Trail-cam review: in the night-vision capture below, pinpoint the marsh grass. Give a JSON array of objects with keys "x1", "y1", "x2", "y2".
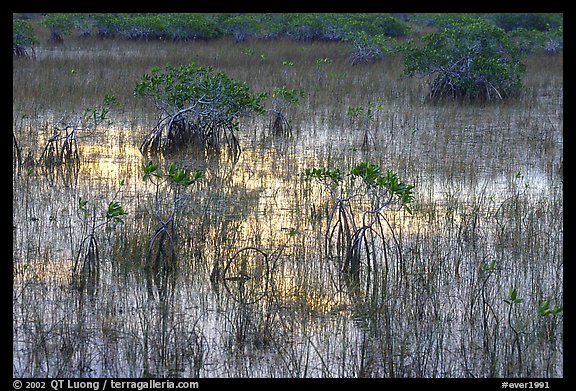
[{"x1": 13, "y1": 36, "x2": 562, "y2": 378}]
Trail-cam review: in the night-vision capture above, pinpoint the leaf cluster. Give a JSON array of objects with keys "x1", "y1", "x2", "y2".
[
  {"x1": 142, "y1": 161, "x2": 203, "y2": 187},
  {"x1": 78, "y1": 195, "x2": 127, "y2": 225},
  {"x1": 305, "y1": 162, "x2": 415, "y2": 213},
  {"x1": 41, "y1": 13, "x2": 75, "y2": 34},
  {"x1": 134, "y1": 63, "x2": 267, "y2": 119},
  {"x1": 351, "y1": 162, "x2": 415, "y2": 212},
  {"x1": 504, "y1": 287, "x2": 523, "y2": 305},
  {"x1": 347, "y1": 101, "x2": 384, "y2": 122},
  {"x1": 272, "y1": 87, "x2": 305, "y2": 105},
  {"x1": 13, "y1": 19, "x2": 37, "y2": 47},
  {"x1": 106, "y1": 201, "x2": 127, "y2": 223},
  {"x1": 538, "y1": 300, "x2": 563, "y2": 317},
  {"x1": 304, "y1": 167, "x2": 342, "y2": 183}
]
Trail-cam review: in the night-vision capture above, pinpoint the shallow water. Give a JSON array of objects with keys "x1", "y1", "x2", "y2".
[{"x1": 13, "y1": 42, "x2": 563, "y2": 378}]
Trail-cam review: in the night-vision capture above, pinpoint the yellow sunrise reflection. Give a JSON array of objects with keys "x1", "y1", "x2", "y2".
[
  {"x1": 14, "y1": 259, "x2": 73, "y2": 284},
  {"x1": 77, "y1": 137, "x2": 142, "y2": 183},
  {"x1": 272, "y1": 272, "x2": 350, "y2": 315}
]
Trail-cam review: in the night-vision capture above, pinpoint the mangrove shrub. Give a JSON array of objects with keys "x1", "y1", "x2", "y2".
[
  {"x1": 134, "y1": 64, "x2": 267, "y2": 157},
  {"x1": 304, "y1": 162, "x2": 414, "y2": 284},
  {"x1": 403, "y1": 16, "x2": 526, "y2": 101},
  {"x1": 13, "y1": 19, "x2": 37, "y2": 56}
]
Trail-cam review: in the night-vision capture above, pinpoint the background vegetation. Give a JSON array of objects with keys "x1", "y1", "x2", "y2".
[{"x1": 14, "y1": 13, "x2": 562, "y2": 51}]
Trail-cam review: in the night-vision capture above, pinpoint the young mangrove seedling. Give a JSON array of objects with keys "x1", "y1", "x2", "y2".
[
  {"x1": 504, "y1": 287, "x2": 524, "y2": 374},
  {"x1": 269, "y1": 86, "x2": 305, "y2": 137},
  {"x1": 142, "y1": 160, "x2": 203, "y2": 271},
  {"x1": 347, "y1": 101, "x2": 384, "y2": 149},
  {"x1": 304, "y1": 161, "x2": 414, "y2": 288},
  {"x1": 73, "y1": 181, "x2": 127, "y2": 292}
]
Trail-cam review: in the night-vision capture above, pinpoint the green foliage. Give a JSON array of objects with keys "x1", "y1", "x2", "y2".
[
  {"x1": 403, "y1": 16, "x2": 526, "y2": 101},
  {"x1": 347, "y1": 106, "x2": 364, "y2": 120},
  {"x1": 221, "y1": 14, "x2": 262, "y2": 41},
  {"x1": 106, "y1": 200, "x2": 127, "y2": 224},
  {"x1": 75, "y1": 13, "x2": 223, "y2": 40},
  {"x1": 141, "y1": 160, "x2": 204, "y2": 268},
  {"x1": 42, "y1": 13, "x2": 75, "y2": 34},
  {"x1": 268, "y1": 87, "x2": 304, "y2": 136},
  {"x1": 487, "y1": 13, "x2": 563, "y2": 32},
  {"x1": 351, "y1": 162, "x2": 415, "y2": 212},
  {"x1": 103, "y1": 94, "x2": 119, "y2": 107},
  {"x1": 305, "y1": 162, "x2": 414, "y2": 279},
  {"x1": 83, "y1": 105, "x2": 109, "y2": 126},
  {"x1": 305, "y1": 162, "x2": 414, "y2": 213},
  {"x1": 135, "y1": 64, "x2": 266, "y2": 116},
  {"x1": 347, "y1": 101, "x2": 383, "y2": 122},
  {"x1": 13, "y1": 19, "x2": 37, "y2": 47},
  {"x1": 45, "y1": 13, "x2": 409, "y2": 43},
  {"x1": 315, "y1": 57, "x2": 333, "y2": 66},
  {"x1": 142, "y1": 161, "x2": 161, "y2": 182},
  {"x1": 287, "y1": 228, "x2": 299, "y2": 236},
  {"x1": 282, "y1": 13, "x2": 329, "y2": 40},
  {"x1": 90, "y1": 13, "x2": 123, "y2": 37},
  {"x1": 31, "y1": 13, "x2": 561, "y2": 51},
  {"x1": 135, "y1": 64, "x2": 267, "y2": 154},
  {"x1": 82, "y1": 95, "x2": 118, "y2": 130},
  {"x1": 166, "y1": 162, "x2": 203, "y2": 186},
  {"x1": 304, "y1": 167, "x2": 342, "y2": 184},
  {"x1": 73, "y1": 182, "x2": 127, "y2": 288},
  {"x1": 504, "y1": 287, "x2": 523, "y2": 305},
  {"x1": 345, "y1": 31, "x2": 398, "y2": 65},
  {"x1": 78, "y1": 184, "x2": 127, "y2": 226},
  {"x1": 279, "y1": 13, "x2": 410, "y2": 41},
  {"x1": 538, "y1": 300, "x2": 563, "y2": 317},
  {"x1": 42, "y1": 13, "x2": 75, "y2": 42},
  {"x1": 78, "y1": 197, "x2": 89, "y2": 219},
  {"x1": 480, "y1": 258, "x2": 497, "y2": 273},
  {"x1": 142, "y1": 161, "x2": 203, "y2": 187},
  {"x1": 509, "y1": 27, "x2": 563, "y2": 54},
  {"x1": 272, "y1": 87, "x2": 305, "y2": 105},
  {"x1": 76, "y1": 183, "x2": 127, "y2": 231},
  {"x1": 122, "y1": 14, "x2": 168, "y2": 39},
  {"x1": 162, "y1": 13, "x2": 223, "y2": 40}
]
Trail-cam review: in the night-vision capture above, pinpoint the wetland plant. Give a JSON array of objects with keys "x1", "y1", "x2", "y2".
[
  {"x1": 39, "y1": 122, "x2": 80, "y2": 167},
  {"x1": 73, "y1": 184, "x2": 127, "y2": 292},
  {"x1": 503, "y1": 287, "x2": 524, "y2": 375},
  {"x1": 537, "y1": 299, "x2": 563, "y2": 346},
  {"x1": 345, "y1": 31, "x2": 397, "y2": 65},
  {"x1": 13, "y1": 130, "x2": 22, "y2": 166},
  {"x1": 347, "y1": 101, "x2": 384, "y2": 149},
  {"x1": 142, "y1": 161, "x2": 203, "y2": 272},
  {"x1": 403, "y1": 16, "x2": 526, "y2": 101},
  {"x1": 269, "y1": 86, "x2": 305, "y2": 137},
  {"x1": 13, "y1": 19, "x2": 37, "y2": 57},
  {"x1": 38, "y1": 96, "x2": 116, "y2": 167},
  {"x1": 42, "y1": 13, "x2": 74, "y2": 44},
  {"x1": 304, "y1": 161, "x2": 414, "y2": 285},
  {"x1": 134, "y1": 64, "x2": 267, "y2": 158}
]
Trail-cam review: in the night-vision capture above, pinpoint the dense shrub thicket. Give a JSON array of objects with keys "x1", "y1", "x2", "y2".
[
  {"x1": 15, "y1": 13, "x2": 413, "y2": 42},
  {"x1": 13, "y1": 13, "x2": 563, "y2": 103},
  {"x1": 14, "y1": 13, "x2": 562, "y2": 56},
  {"x1": 14, "y1": 13, "x2": 563, "y2": 47}
]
